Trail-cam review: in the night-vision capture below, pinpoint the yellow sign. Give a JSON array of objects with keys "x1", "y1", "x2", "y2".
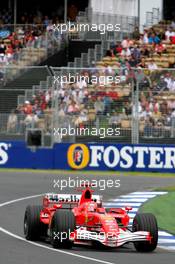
[{"x1": 67, "y1": 144, "x2": 90, "y2": 169}]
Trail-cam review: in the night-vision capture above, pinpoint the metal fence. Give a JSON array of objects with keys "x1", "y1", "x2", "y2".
[
  {"x1": 50, "y1": 67, "x2": 175, "y2": 144},
  {"x1": 1, "y1": 67, "x2": 175, "y2": 146},
  {"x1": 66, "y1": 23, "x2": 133, "y2": 41}
]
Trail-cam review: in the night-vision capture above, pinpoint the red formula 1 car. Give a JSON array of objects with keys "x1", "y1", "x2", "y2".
[{"x1": 24, "y1": 185, "x2": 158, "y2": 252}]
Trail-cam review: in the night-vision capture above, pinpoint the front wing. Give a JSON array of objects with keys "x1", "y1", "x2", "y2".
[{"x1": 72, "y1": 228, "x2": 151, "y2": 247}]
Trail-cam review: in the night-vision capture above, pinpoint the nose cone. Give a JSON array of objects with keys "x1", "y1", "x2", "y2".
[{"x1": 100, "y1": 215, "x2": 119, "y2": 233}]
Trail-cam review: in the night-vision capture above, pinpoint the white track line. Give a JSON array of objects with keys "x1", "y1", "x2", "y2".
[
  {"x1": 158, "y1": 238, "x2": 175, "y2": 243},
  {"x1": 131, "y1": 192, "x2": 167, "y2": 195},
  {"x1": 113, "y1": 198, "x2": 148, "y2": 202},
  {"x1": 0, "y1": 227, "x2": 115, "y2": 264},
  {"x1": 158, "y1": 231, "x2": 173, "y2": 237},
  {"x1": 0, "y1": 194, "x2": 44, "y2": 207},
  {"x1": 104, "y1": 202, "x2": 142, "y2": 207},
  {"x1": 120, "y1": 195, "x2": 156, "y2": 198}
]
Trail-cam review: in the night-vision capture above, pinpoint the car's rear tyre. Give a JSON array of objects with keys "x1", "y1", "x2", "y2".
[
  {"x1": 24, "y1": 205, "x2": 47, "y2": 241},
  {"x1": 50, "y1": 209, "x2": 75, "y2": 249},
  {"x1": 132, "y1": 213, "x2": 158, "y2": 252}
]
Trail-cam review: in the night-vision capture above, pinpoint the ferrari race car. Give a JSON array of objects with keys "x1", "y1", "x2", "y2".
[{"x1": 24, "y1": 185, "x2": 158, "y2": 252}]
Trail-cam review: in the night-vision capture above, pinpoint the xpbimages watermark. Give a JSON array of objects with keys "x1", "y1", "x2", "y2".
[
  {"x1": 53, "y1": 74, "x2": 121, "y2": 86},
  {"x1": 52, "y1": 177, "x2": 121, "y2": 191},
  {"x1": 53, "y1": 229, "x2": 118, "y2": 242},
  {"x1": 53, "y1": 22, "x2": 121, "y2": 35},
  {"x1": 53, "y1": 126, "x2": 121, "y2": 139}
]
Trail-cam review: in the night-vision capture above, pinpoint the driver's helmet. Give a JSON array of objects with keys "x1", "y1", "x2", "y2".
[{"x1": 87, "y1": 202, "x2": 97, "y2": 212}]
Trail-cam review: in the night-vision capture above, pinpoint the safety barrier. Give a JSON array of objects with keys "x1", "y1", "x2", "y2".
[{"x1": 0, "y1": 141, "x2": 175, "y2": 172}]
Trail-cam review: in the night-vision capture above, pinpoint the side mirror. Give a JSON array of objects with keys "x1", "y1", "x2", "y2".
[{"x1": 125, "y1": 206, "x2": 132, "y2": 212}]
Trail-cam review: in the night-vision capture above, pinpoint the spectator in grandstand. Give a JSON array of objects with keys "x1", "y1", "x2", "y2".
[
  {"x1": 152, "y1": 120, "x2": 164, "y2": 137},
  {"x1": 25, "y1": 113, "x2": 39, "y2": 127},
  {"x1": 148, "y1": 59, "x2": 158, "y2": 71},
  {"x1": 108, "y1": 112, "x2": 121, "y2": 128},
  {"x1": 58, "y1": 103, "x2": 66, "y2": 117},
  {"x1": 121, "y1": 37, "x2": 130, "y2": 49},
  {"x1": 67, "y1": 100, "x2": 80, "y2": 115},
  {"x1": 138, "y1": 58, "x2": 146, "y2": 68},
  {"x1": 155, "y1": 42, "x2": 166, "y2": 54},
  {"x1": 143, "y1": 29, "x2": 149, "y2": 44},
  {"x1": 121, "y1": 47, "x2": 131, "y2": 58},
  {"x1": 128, "y1": 55, "x2": 137, "y2": 67},
  {"x1": 168, "y1": 99, "x2": 175, "y2": 111},
  {"x1": 168, "y1": 77, "x2": 175, "y2": 91},
  {"x1": 164, "y1": 72, "x2": 172, "y2": 89},
  {"x1": 73, "y1": 89, "x2": 85, "y2": 105},
  {"x1": 23, "y1": 101, "x2": 33, "y2": 115},
  {"x1": 149, "y1": 98, "x2": 160, "y2": 111},
  {"x1": 132, "y1": 27, "x2": 140, "y2": 40},
  {"x1": 45, "y1": 89, "x2": 52, "y2": 105},
  {"x1": 139, "y1": 107, "x2": 152, "y2": 119},
  {"x1": 16, "y1": 27, "x2": 25, "y2": 40},
  {"x1": 171, "y1": 17, "x2": 175, "y2": 29},
  {"x1": 132, "y1": 45, "x2": 141, "y2": 63},
  {"x1": 160, "y1": 100, "x2": 168, "y2": 115},
  {"x1": 74, "y1": 109, "x2": 88, "y2": 127},
  {"x1": 164, "y1": 111, "x2": 172, "y2": 127},
  {"x1": 141, "y1": 45, "x2": 150, "y2": 57},
  {"x1": 105, "y1": 49, "x2": 115, "y2": 57},
  {"x1": 171, "y1": 35, "x2": 175, "y2": 44},
  {"x1": 0, "y1": 43, "x2": 6, "y2": 54},
  {"x1": 5, "y1": 45, "x2": 14, "y2": 60},
  {"x1": 144, "y1": 119, "x2": 153, "y2": 137},
  {"x1": 43, "y1": 16, "x2": 50, "y2": 27},
  {"x1": 0, "y1": 53, "x2": 8, "y2": 66},
  {"x1": 7, "y1": 110, "x2": 18, "y2": 133},
  {"x1": 123, "y1": 101, "x2": 132, "y2": 116},
  {"x1": 76, "y1": 77, "x2": 88, "y2": 89},
  {"x1": 152, "y1": 109, "x2": 162, "y2": 121},
  {"x1": 103, "y1": 96, "x2": 112, "y2": 115},
  {"x1": 113, "y1": 42, "x2": 123, "y2": 55},
  {"x1": 155, "y1": 75, "x2": 168, "y2": 93},
  {"x1": 148, "y1": 33, "x2": 160, "y2": 44},
  {"x1": 171, "y1": 109, "x2": 175, "y2": 118},
  {"x1": 94, "y1": 97, "x2": 105, "y2": 115},
  {"x1": 165, "y1": 27, "x2": 175, "y2": 41}
]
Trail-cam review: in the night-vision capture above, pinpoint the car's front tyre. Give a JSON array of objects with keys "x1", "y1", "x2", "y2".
[
  {"x1": 50, "y1": 209, "x2": 75, "y2": 249},
  {"x1": 132, "y1": 213, "x2": 158, "y2": 252}
]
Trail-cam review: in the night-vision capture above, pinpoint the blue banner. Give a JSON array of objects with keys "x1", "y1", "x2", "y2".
[
  {"x1": 0, "y1": 141, "x2": 175, "y2": 172},
  {"x1": 0, "y1": 30, "x2": 10, "y2": 39},
  {"x1": 0, "y1": 141, "x2": 53, "y2": 169}
]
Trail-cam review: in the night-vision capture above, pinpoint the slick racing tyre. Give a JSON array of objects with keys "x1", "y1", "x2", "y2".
[
  {"x1": 24, "y1": 205, "x2": 47, "y2": 241},
  {"x1": 50, "y1": 209, "x2": 76, "y2": 249},
  {"x1": 132, "y1": 213, "x2": 158, "y2": 252}
]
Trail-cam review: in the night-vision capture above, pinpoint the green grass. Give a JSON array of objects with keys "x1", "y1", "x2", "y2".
[
  {"x1": 140, "y1": 192, "x2": 175, "y2": 234},
  {"x1": 0, "y1": 168, "x2": 175, "y2": 178},
  {"x1": 154, "y1": 185, "x2": 175, "y2": 192}
]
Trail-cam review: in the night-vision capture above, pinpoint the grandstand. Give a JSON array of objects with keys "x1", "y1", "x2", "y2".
[{"x1": 0, "y1": 0, "x2": 175, "y2": 146}]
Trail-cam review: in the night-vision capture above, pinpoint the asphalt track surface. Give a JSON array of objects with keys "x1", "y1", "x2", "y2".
[{"x1": 0, "y1": 171, "x2": 175, "y2": 264}]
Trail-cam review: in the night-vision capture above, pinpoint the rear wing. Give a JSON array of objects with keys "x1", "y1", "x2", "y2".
[{"x1": 43, "y1": 193, "x2": 102, "y2": 206}]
